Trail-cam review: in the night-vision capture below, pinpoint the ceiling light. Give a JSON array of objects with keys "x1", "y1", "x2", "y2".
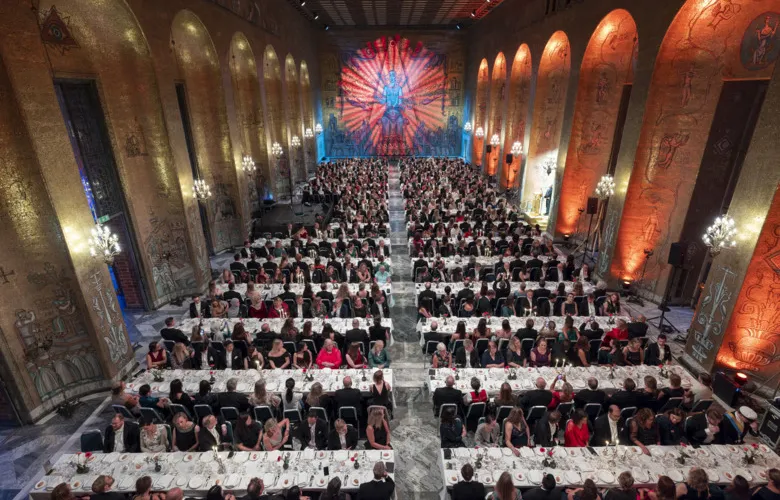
[
  {"x1": 313, "y1": 11, "x2": 319, "y2": 20},
  {"x1": 455, "y1": 23, "x2": 462, "y2": 30},
  {"x1": 470, "y1": 10, "x2": 476, "y2": 17},
  {"x1": 300, "y1": 0, "x2": 306, "y2": 5}
]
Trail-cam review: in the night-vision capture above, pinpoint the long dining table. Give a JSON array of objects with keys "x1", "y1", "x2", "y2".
[
  {"x1": 414, "y1": 282, "x2": 595, "y2": 306},
  {"x1": 31, "y1": 450, "x2": 395, "y2": 499},
  {"x1": 214, "y1": 282, "x2": 393, "y2": 301}
]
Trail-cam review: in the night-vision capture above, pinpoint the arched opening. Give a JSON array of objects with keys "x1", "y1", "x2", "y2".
[
  {"x1": 486, "y1": 52, "x2": 507, "y2": 177},
  {"x1": 228, "y1": 32, "x2": 265, "y2": 208},
  {"x1": 502, "y1": 45, "x2": 532, "y2": 189},
  {"x1": 608, "y1": 0, "x2": 777, "y2": 304},
  {"x1": 172, "y1": 10, "x2": 244, "y2": 253},
  {"x1": 300, "y1": 61, "x2": 315, "y2": 177},
  {"x1": 554, "y1": 10, "x2": 637, "y2": 244},
  {"x1": 521, "y1": 31, "x2": 570, "y2": 224},
  {"x1": 473, "y1": 59, "x2": 490, "y2": 167},
  {"x1": 285, "y1": 54, "x2": 304, "y2": 186},
  {"x1": 264, "y1": 45, "x2": 288, "y2": 200}
]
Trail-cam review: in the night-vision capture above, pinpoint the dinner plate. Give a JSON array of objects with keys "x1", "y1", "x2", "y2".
[
  {"x1": 757, "y1": 469, "x2": 769, "y2": 480},
  {"x1": 566, "y1": 471, "x2": 582, "y2": 484},
  {"x1": 183, "y1": 453, "x2": 195, "y2": 462},
  {"x1": 278, "y1": 475, "x2": 295, "y2": 489},
  {"x1": 553, "y1": 473, "x2": 564, "y2": 484},
  {"x1": 117, "y1": 476, "x2": 135, "y2": 490},
  {"x1": 70, "y1": 480, "x2": 83, "y2": 490},
  {"x1": 696, "y1": 447, "x2": 710, "y2": 457},
  {"x1": 567, "y1": 448, "x2": 581, "y2": 457},
  {"x1": 502, "y1": 447, "x2": 514, "y2": 457},
  {"x1": 598, "y1": 471, "x2": 615, "y2": 484},
  {"x1": 350, "y1": 476, "x2": 362, "y2": 487},
  {"x1": 334, "y1": 450, "x2": 348, "y2": 461},
  {"x1": 632, "y1": 469, "x2": 649, "y2": 483},
  {"x1": 446, "y1": 472, "x2": 460, "y2": 485},
  {"x1": 706, "y1": 470, "x2": 720, "y2": 482},
  {"x1": 249, "y1": 452, "x2": 260, "y2": 461},
  {"x1": 199, "y1": 453, "x2": 212, "y2": 462},
  {"x1": 119, "y1": 454, "x2": 130, "y2": 462},
  {"x1": 262, "y1": 474, "x2": 276, "y2": 488},
  {"x1": 175, "y1": 476, "x2": 188, "y2": 487},
  {"x1": 189, "y1": 476, "x2": 206, "y2": 489},
  {"x1": 735, "y1": 468, "x2": 753, "y2": 482},
  {"x1": 668, "y1": 470, "x2": 684, "y2": 482},
  {"x1": 224, "y1": 474, "x2": 240, "y2": 488},
  {"x1": 488, "y1": 448, "x2": 502, "y2": 459},
  {"x1": 316, "y1": 450, "x2": 328, "y2": 459},
  {"x1": 520, "y1": 447, "x2": 534, "y2": 458},
  {"x1": 514, "y1": 472, "x2": 526, "y2": 483},
  {"x1": 529, "y1": 471, "x2": 544, "y2": 484},
  {"x1": 316, "y1": 476, "x2": 328, "y2": 487},
  {"x1": 34, "y1": 480, "x2": 46, "y2": 490},
  {"x1": 723, "y1": 470, "x2": 736, "y2": 482},
  {"x1": 381, "y1": 451, "x2": 392, "y2": 460}
]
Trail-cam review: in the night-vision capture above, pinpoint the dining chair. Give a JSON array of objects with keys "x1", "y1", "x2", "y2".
[
  {"x1": 112, "y1": 405, "x2": 136, "y2": 420},
  {"x1": 80, "y1": 429, "x2": 104, "y2": 452},
  {"x1": 368, "y1": 405, "x2": 389, "y2": 422},
  {"x1": 620, "y1": 406, "x2": 637, "y2": 420},
  {"x1": 338, "y1": 407, "x2": 360, "y2": 436},
  {"x1": 584, "y1": 403, "x2": 602, "y2": 422},
  {"x1": 464, "y1": 402, "x2": 486, "y2": 431},
  {"x1": 691, "y1": 399, "x2": 713, "y2": 413},
  {"x1": 193, "y1": 404, "x2": 213, "y2": 423},
  {"x1": 140, "y1": 407, "x2": 164, "y2": 423},
  {"x1": 658, "y1": 397, "x2": 683, "y2": 413},
  {"x1": 557, "y1": 402, "x2": 574, "y2": 420},
  {"x1": 474, "y1": 338, "x2": 489, "y2": 357},
  {"x1": 162, "y1": 340, "x2": 175, "y2": 352},
  {"x1": 283, "y1": 341, "x2": 297, "y2": 356},
  {"x1": 220, "y1": 406, "x2": 240, "y2": 423},
  {"x1": 526, "y1": 405, "x2": 548, "y2": 425},
  {"x1": 424, "y1": 341, "x2": 439, "y2": 368},
  {"x1": 520, "y1": 338, "x2": 535, "y2": 357},
  {"x1": 169, "y1": 403, "x2": 192, "y2": 420},
  {"x1": 496, "y1": 406, "x2": 513, "y2": 426},
  {"x1": 310, "y1": 406, "x2": 329, "y2": 424},
  {"x1": 253, "y1": 406, "x2": 275, "y2": 426},
  {"x1": 284, "y1": 408, "x2": 302, "y2": 425}
]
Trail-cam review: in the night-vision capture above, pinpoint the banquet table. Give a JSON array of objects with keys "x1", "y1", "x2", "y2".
[
  {"x1": 426, "y1": 365, "x2": 702, "y2": 396},
  {"x1": 414, "y1": 282, "x2": 595, "y2": 305},
  {"x1": 438, "y1": 444, "x2": 777, "y2": 499},
  {"x1": 180, "y1": 317, "x2": 394, "y2": 345},
  {"x1": 408, "y1": 235, "x2": 548, "y2": 248},
  {"x1": 417, "y1": 255, "x2": 565, "y2": 272},
  {"x1": 252, "y1": 236, "x2": 391, "y2": 249},
  {"x1": 406, "y1": 219, "x2": 528, "y2": 229},
  {"x1": 214, "y1": 282, "x2": 393, "y2": 301},
  {"x1": 415, "y1": 315, "x2": 627, "y2": 344},
  {"x1": 126, "y1": 368, "x2": 395, "y2": 398},
  {"x1": 239, "y1": 256, "x2": 393, "y2": 270},
  {"x1": 31, "y1": 450, "x2": 395, "y2": 498}
]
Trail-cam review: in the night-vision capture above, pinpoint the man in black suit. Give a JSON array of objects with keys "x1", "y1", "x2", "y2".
[
  {"x1": 574, "y1": 377, "x2": 607, "y2": 409},
  {"x1": 160, "y1": 317, "x2": 189, "y2": 346},
  {"x1": 222, "y1": 283, "x2": 243, "y2": 304},
  {"x1": 343, "y1": 263, "x2": 359, "y2": 283},
  {"x1": 230, "y1": 253, "x2": 246, "y2": 273},
  {"x1": 422, "y1": 321, "x2": 445, "y2": 354},
  {"x1": 532, "y1": 280, "x2": 552, "y2": 301},
  {"x1": 578, "y1": 320, "x2": 604, "y2": 341},
  {"x1": 546, "y1": 262, "x2": 567, "y2": 282},
  {"x1": 432, "y1": 375, "x2": 463, "y2": 416},
  {"x1": 526, "y1": 251, "x2": 544, "y2": 270},
  {"x1": 256, "y1": 241, "x2": 273, "y2": 259},
  {"x1": 245, "y1": 255, "x2": 261, "y2": 272},
  {"x1": 578, "y1": 294, "x2": 600, "y2": 317},
  {"x1": 189, "y1": 295, "x2": 206, "y2": 319},
  {"x1": 222, "y1": 341, "x2": 247, "y2": 370},
  {"x1": 451, "y1": 464, "x2": 485, "y2": 500},
  {"x1": 475, "y1": 292, "x2": 493, "y2": 316},
  {"x1": 370, "y1": 295, "x2": 390, "y2": 318},
  {"x1": 514, "y1": 291, "x2": 535, "y2": 317},
  {"x1": 456, "y1": 280, "x2": 475, "y2": 304},
  {"x1": 533, "y1": 410, "x2": 561, "y2": 447},
  {"x1": 290, "y1": 296, "x2": 312, "y2": 319},
  {"x1": 298, "y1": 410, "x2": 328, "y2": 450},
  {"x1": 241, "y1": 477, "x2": 283, "y2": 500},
  {"x1": 645, "y1": 334, "x2": 673, "y2": 365},
  {"x1": 217, "y1": 377, "x2": 250, "y2": 412},
  {"x1": 418, "y1": 282, "x2": 438, "y2": 313},
  {"x1": 90, "y1": 475, "x2": 128, "y2": 500},
  {"x1": 316, "y1": 283, "x2": 334, "y2": 303},
  {"x1": 627, "y1": 315, "x2": 649, "y2": 339},
  {"x1": 357, "y1": 461, "x2": 395, "y2": 500},
  {"x1": 345, "y1": 318, "x2": 369, "y2": 354},
  {"x1": 687, "y1": 408, "x2": 724, "y2": 445},
  {"x1": 192, "y1": 338, "x2": 223, "y2": 369},
  {"x1": 412, "y1": 254, "x2": 429, "y2": 280},
  {"x1": 524, "y1": 474, "x2": 562, "y2": 500},
  {"x1": 519, "y1": 377, "x2": 553, "y2": 415},
  {"x1": 592, "y1": 405, "x2": 622, "y2": 446},
  {"x1": 103, "y1": 414, "x2": 140, "y2": 453},
  {"x1": 327, "y1": 418, "x2": 359, "y2": 450},
  {"x1": 333, "y1": 376, "x2": 363, "y2": 418},
  {"x1": 454, "y1": 339, "x2": 480, "y2": 368},
  {"x1": 605, "y1": 378, "x2": 642, "y2": 410},
  {"x1": 278, "y1": 284, "x2": 297, "y2": 304}
]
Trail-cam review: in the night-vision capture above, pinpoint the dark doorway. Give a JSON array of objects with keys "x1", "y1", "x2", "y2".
[
  {"x1": 54, "y1": 80, "x2": 148, "y2": 310},
  {"x1": 175, "y1": 82, "x2": 214, "y2": 255},
  {"x1": 675, "y1": 79, "x2": 769, "y2": 305}
]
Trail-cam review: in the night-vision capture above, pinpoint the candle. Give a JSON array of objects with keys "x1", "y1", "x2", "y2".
[{"x1": 605, "y1": 440, "x2": 610, "y2": 446}]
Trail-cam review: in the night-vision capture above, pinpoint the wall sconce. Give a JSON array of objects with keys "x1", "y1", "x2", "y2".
[
  {"x1": 271, "y1": 142, "x2": 284, "y2": 157},
  {"x1": 475, "y1": 126, "x2": 485, "y2": 139},
  {"x1": 490, "y1": 134, "x2": 500, "y2": 147},
  {"x1": 88, "y1": 223, "x2": 121, "y2": 265},
  {"x1": 291, "y1": 135, "x2": 301, "y2": 148},
  {"x1": 304, "y1": 128, "x2": 314, "y2": 139},
  {"x1": 595, "y1": 175, "x2": 615, "y2": 200},
  {"x1": 464, "y1": 121, "x2": 473, "y2": 133},
  {"x1": 703, "y1": 215, "x2": 738, "y2": 256},
  {"x1": 241, "y1": 154, "x2": 256, "y2": 173},
  {"x1": 192, "y1": 179, "x2": 212, "y2": 200},
  {"x1": 314, "y1": 123, "x2": 323, "y2": 134},
  {"x1": 511, "y1": 141, "x2": 523, "y2": 156}
]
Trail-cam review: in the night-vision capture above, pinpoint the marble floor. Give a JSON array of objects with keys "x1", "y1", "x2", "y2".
[{"x1": 0, "y1": 161, "x2": 702, "y2": 500}]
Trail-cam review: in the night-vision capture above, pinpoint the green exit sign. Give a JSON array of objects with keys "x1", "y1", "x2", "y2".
[{"x1": 97, "y1": 215, "x2": 110, "y2": 224}]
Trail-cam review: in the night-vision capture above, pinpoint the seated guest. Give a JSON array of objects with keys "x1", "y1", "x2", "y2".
[
  {"x1": 626, "y1": 408, "x2": 659, "y2": 454},
  {"x1": 266, "y1": 339, "x2": 291, "y2": 369},
  {"x1": 333, "y1": 375, "x2": 363, "y2": 420},
  {"x1": 658, "y1": 408, "x2": 688, "y2": 446},
  {"x1": 686, "y1": 408, "x2": 724, "y2": 445},
  {"x1": 454, "y1": 339, "x2": 481, "y2": 368},
  {"x1": 299, "y1": 409, "x2": 328, "y2": 450},
  {"x1": 316, "y1": 339, "x2": 343, "y2": 368},
  {"x1": 217, "y1": 377, "x2": 250, "y2": 412},
  {"x1": 505, "y1": 336, "x2": 525, "y2": 367},
  {"x1": 262, "y1": 418, "x2": 291, "y2": 452},
  {"x1": 345, "y1": 341, "x2": 367, "y2": 368},
  {"x1": 171, "y1": 412, "x2": 198, "y2": 452},
  {"x1": 357, "y1": 462, "x2": 394, "y2": 500},
  {"x1": 440, "y1": 408, "x2": 466, "y2": 448},
  {"x1": 189, "y1": 295, "x2": 205, "y2": 319},
  {"x1": 111, "y1": 381, "x2": 141, "y2": 417},
  {"x1": 248, "y1": 380, "x2": 280, "y2": 409},
  {"x1": 475, "y1": 413, "x2": 500, "y2": 447},
  {"x1": 601, "y1": 319, "x2": 629, "y2": 350},
  {"x1": 578, "y1": 294, "x2": 600, "y2": 317},
  {"x1": 133, "y1": 476, "x2": 163, "y2": 500},
  {"x1": 606, "y1": 378, "x2": 641, "y2": 409},
  {"x1": 657, "y1": 373, "x2": 685, "y2": 407},
  {"x1": 146, "y1": 341, "x2": 167, "y2": 369},
  {"x1": 223, "y1": 340, "x2": 248, "y2": 370},
  {"x1": 674, "y1": 468, "x2": 718, "y2": 500},
  {"x1": 605, "y1": 472, "x2": 637, "y2": 500},
  {"x1": 621, "y1": 338, "x2": 644, "y2": 366},
  {"x1": 571, "y1": 337, "x2": 591, "y2": 367},
  {"x1": 169, "y1": 379, "x2": 194, "y2": 413},
  {"x1": 645, "y1": 334, "x2": 672, "y2": 365},
  {"x1": 549, "y1": 379, "x2": 574, "y2": 409},
  {"x1": 192, "y1": 338, "x2": 223, "y2": 369},
  {"x1": 524, "y1": 474, "x2": 561, "y2": 500},
  {"x1": 504, "y1": 407, "x2": 531, "y2": 453},
  {"x1": 138, "y1": 384, "x2": 169, "y2": 413},
  {"x1": 139, "y1": 417, "x2": 169, "y2": 453},
  {"x1": 222, "y1": 283, "x2": 242, "y2": 304},
  {"x1": 234, "y1": 413, "x2": 263, "y2": 451},
  {"x1": 302, "y1": 382, "x2": 327, "y2": 413},
  {"x1": 593, "y1": 405, "x2": 622, "y2": 446},
  {"x1": 627, "y1": 315, "x2": 648, "y2": 339},
  {"x1": 564, "y1": 409, "x2": 590, "y2": 447},
  {"x1": 645, "y1": 476, "x2": 676, "y2": 500},
  {"x1": 492, "y1": 472, "x2": 520, "y2": 500},
  {"x1": 565, "y1": 479, "x2": 601, "y2": 500},
  {"x1": 432, "y1": 342, "x2": 451, "y2": 368},
  {"x1": 327, "y1": 418, "x2": 358, "y2": 450},
  {"x1": 161, "y1": 317, "x2": 189, "y2": 345},
  {"x1": 481, "y1": 340, "x2": 505, "y2": 368},
  {"x1": 683, "y1": 373, "x2": 713, "y2": 411},
  {"x1": 579, "y1": 320, "x2": 604, "y2": 341},
  {"x1": 89, "y1": 476, "x2": 125, "y2": 500},
  {"x1": 520, "y1": 377, "x2": 553, "y2": 414},
  {"x1": 452, "y1": 464, "x2": 485, "y2": 500},
  {"x1": 104, "y1": 413, "x2": 140, "y2": 453},
  {"x1": 722, "y1": 406, "x2": 760, "y2": 444},
  {"x1": 528, "y1": 339, "x2": 552, "y2": 367},
  {"x1": 534, "y1": 409, "x2": 562, "y2": 447},
  {"x1": 601, "y1": 293, "x2": 621, "y2": 316},
  {"x1": 574, "y1": 377, "x2": 607, "y2": 409},
  {"x1": 169, "y1": 343, "x2": 192, "y2": 370},
  {"x1": 368, "y1": 339, "x2": 391, "y2": 368},
  {"x1": 193, "y1": 380, "x2": 218, "y2": 409},
  {"x1": 750, "y1": 468, "x2": 780, "y2": 500},
  {"x1": 365, "y1": 407, "x2": 392, "y2": 450},
  {"x1": 463, "y1": 377, "x2": 488, "y2": 406}
]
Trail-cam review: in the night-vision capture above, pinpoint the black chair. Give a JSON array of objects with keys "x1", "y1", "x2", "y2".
[
  {"x1": 113, "y1": 404, "x2": 136, "y2": 420},
  {"x1": 595, "y1": 296, "x2": 606, "y2": 313},
  {"x1": 80, "y1": 429, "x2": 104, "y2": 452},
  {"x1": 620, "y1": 406, "x2": 637, "y2": 420},
  {"x1": 220, "y1": 406, "x2": 240, "y2": 423},
  {"x1": 283, "y1": 341, "x2": 297, "y2": 356},
  {"x1": 194, "y1": 404, "x2": 213, "y2": 423},
  {"x1": 691, "y1": 399, "x2": 713, "y2": 413},
  {"x1": 464, "y1": 402, "x2": 486, "y2": 432},
  {"x1": 584, "y1": 403, "x2": 602, "y2": 422},
  {"x1": 557, "y1": 401, "x2": 574, "y2": 420},
  {"x1": 475, "y1": 338, "x2": 489, "y2": 357},
  {"x1": 310, "y1": 406, "x2": 329, "y2": 424},
  {"x1": 658, "y1": 397, "x2": 683, "y2": 413},
  {"x1": 253, "y1": 406, "x2": 275, "y2": 426},
  {"x1": 140, "y1": 407, "x2": 164, "y2": 423},
  {"x1": 520, "y1": 338, "x2": 535, "y2": 358},
  {"x1": 169, "y1": 403, "x2": 192, "y2": 420},
  {"x1": 338, "y1": 406, "x2": 360, "y2": 436},
  {"x1": 589, "y1": 339, "x2": 602, "y2": 364},
  {"x1": 301, "y1": 338, "x2": 318, "y2": 356},
  {"x1": 526, "y1": 405, "x2": 547, "y2": 426},
  {"x1": 496, "y1": 405, "x2": 513, "y2": 426},
  {"x1": 162, "y1": 340, "x2": 175, "y2": 352}
]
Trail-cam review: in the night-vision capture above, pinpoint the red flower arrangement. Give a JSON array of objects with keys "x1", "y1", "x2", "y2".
[{"x1": 539, "y1": 448, "x2": 546, "y2": 453}]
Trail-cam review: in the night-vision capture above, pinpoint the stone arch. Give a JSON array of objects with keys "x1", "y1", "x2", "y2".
[
  {"x1": 486, "y1": 52, "x2": 507, "y2": 177},
  {"x1": 606, "y1": 0, "x2": 779, "y2": 295},
  {"x1": 264, "y1": 44, "x2": 288, "y2": 199},
  {"x1": 521, "y1": 31, "x2": 571, "y2": 219},
  {"x1": 300, "y1": 61, "x2": 315, "y2": 177},
  {"x1": 502, "y1": 44, "x2": 533, "y2": 189},
  {"x1": 172, "y1": 10, "x2": 244, "y2": 251},
  {"x1": 473, "y1": 58, "x2": 490, "y2": 167},
  {"x1": 554, "y1": 9, "x2": 637, "y2": 238},
  {"x1": 285, "y1": 54, "x2": 304, "y2": 185}
]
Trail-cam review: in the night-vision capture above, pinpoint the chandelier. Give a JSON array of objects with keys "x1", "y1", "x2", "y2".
[
  {"x1": 475, "y1": 126, "x2": 485, "y2": 139},
  {"x1": 703, "y1": 215, "x2": 737, "y2": 256},
  {"x1": 595, "y1": 175, "x2": 615, "y2": 200},
  {"x1": 304, "y1": 128, "x2": 314, "y2": 139},
  {"x1": 88, "y1": 223, "x2": 121, "y2": 264},
  {"x1": 540, "y1": 156, "x2": 556, "y2": 176},
  {"x1": 291, "y1": 135, "x2": 301, "y2": 147},
  {"x1": 314, "y1": 123, "x2": 323, "y2": 134},
  {"x1": 193, "y1": 179, "x2": 212, "y2": 200},
  {"x1": 464, "y1": 121, "x2": 473, "y2": 133},
  {"x1": 490, "y1": 134, "x2": 500, "y2": 147},
  {"x1": 241, "y1": 154, "x2": 256, "y2": 172},
  {"x1": 271, "y1": 142, "x2": 284, "y2": 157},
  {"x1": 511, "y1": 142, "x2": 523, "y2": 156}
]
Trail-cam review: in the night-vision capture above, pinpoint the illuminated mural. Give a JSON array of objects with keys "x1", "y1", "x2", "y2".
[
  {"x1": 473, "y1": 59, "x2": 490, "y2": 165},
  {"x1": 324, "y1": 35, "x2": 460, "y2": 157},
  {"x1": 501, "y1": 45, "x2": 532, "y2": 189},
  {"x1": 486, "y1": 52, "x2": 507, "y2": 177}
]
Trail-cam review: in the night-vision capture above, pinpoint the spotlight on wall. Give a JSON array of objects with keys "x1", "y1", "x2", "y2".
[
  {"x1": 463, "y1": 121, "x2": 472, "y2": 133},
  {"x1": 735, "y1": 372, "x2": 749, "y2": 386},
  {"x1": 470, "y1": 10, "x2": 476, "y2": 18},
  {"x1": 304, "y1": 128, "x2": 314, "y2": 139},
  {"x1": 475, "y1": 126, "x2": 484, "y2": 139},
  {"x1": 313, "y1": 11, "x2": 319, "y2": 20},
  {"x1": 563, "y1": 234, "x2": 570, "y2": 242},
  {"x1": 511, "y1": 141, "x2": 523, "y2": 156},
  {"x1": 621, "y1": 279, "x2": 633, "y2": 293},
  {"x1": 315, "y1": 123, "x2": 323, "y2": 134}
]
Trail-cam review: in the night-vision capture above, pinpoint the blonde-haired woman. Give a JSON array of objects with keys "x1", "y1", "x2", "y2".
[
  {"x1": 262, "y1": 418, "x2": 290, "y2": 451},
  {"x1": 365, "y1": 408, "x2": 391, "y2": 450},
  {"x1": 432, "y1": 342, "x2": 451, "y2": 368},
  {"x1": 248, "y1": 380, "x2": 280, "y2": 409},
  {"x1": 170, "y1": 342, "x2": 191, "y2": 369}
]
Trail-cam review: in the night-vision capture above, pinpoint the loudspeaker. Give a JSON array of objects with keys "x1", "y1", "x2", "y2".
[
  {"x1": 586, "y1": 197, "x2": 598, "y2": 214},
  {"x1": 713, "y1": 372, "x2": 740, "y2": 407},
  {"x1": 486, "y1": 145, "x2": 492, "y2": 153},
  {"x1": 506, "y1": 154, "x2": 513, "y2": 164},
  {"x1": 668, "y1": 242, "x2": 688, "y2": 267}
]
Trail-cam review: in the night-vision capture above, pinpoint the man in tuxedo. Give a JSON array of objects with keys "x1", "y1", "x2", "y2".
[
  {"x1": 254, "y1": 324, "x2": 279, "y2": 351},
  {"x1": 454, "y1": 339, "x2": 480, "y2": 368},
  {"x1": 245, "y1": 255, "x2": 261, "y2": 272},
  {"x1": 230, "y1": 254, "x2": 246, "y2": 273},
  {"x1": 293, "y1": 253, "x2": 310, "y2": 275},
  {"x1": 240, "y1": 240, "x2": 253, "y2": 259},
  {"x1": 217, "y1": 377, "x2": 250, "y2": 412},
  {"x1": 418, "y1": 282, "x2": 438, "y2": 314},
  {"x1": 524, "y1": 474, "x2": 561, "y2": 500},
  {"x1": 222, "y1": 341, "x2": 247, "y2": 370},
  {"x1": 299, "y1": 410, "x2": 328, "y2": 450},
  {"x1": 519, "y1": 377, "x2": 553, "y2": 414},
  {"x1": 451, "y1": 464, "x2": 485, "y2": 500},
  {"x1": 526, "y1": 251, "x2": 544, "y2": 270},
  {"x1": 645, "y1": 334, "x2": 673, "y2": 366},
  {"x1": 456, "y1": 280, "x2": 475, "y2": 304},
  {"x1": 422, "y1": 321, "x2": 445, "y2": 354},
  {"x1": 291, "y1": 296, "x2": 312, "y2": 319},
  {"x1": 432, "y1": 376, "x2": 463, "y2": 416},
  {"x1": 222, "y1": 283, "x2": 243, "y2": 304},
  {"x1": 370, "y1": 295, "x2": 390, "y2": 318},
  {"x1": 189, "y1": 295, "x2": 206, "y2": 319},
  {"x1": 579, "y1": 320, "x2": 604, "y2": 341},
  {"x1": 627, "y1": 315, "x2": 649, "y2": 339},
  {"x1": 376, "y1": 239, "x2": 391, "y2": 258},
  {"x1": 578, "y1": 293, "x2": 600, "y2": 317},
  {"x1": 333, "y1": 376, "x2": 363, "y2": 419},
  {"x1": 475, "y1": 292, "x2": 493, "y2": 316},
  {"x1": 357, "y1": 461, "x2": 395, "y2": 500},
  {"x1": 546, "y1": 262, "x2": 567, "y2": 282},
  {"x1": 327, "y1": 418, "x2": 359, "y2": 450},
  {"x1": 515, "y1": 318, "x2": 538, "y2": 344},
  {"x1": 687, "y1": 408, "x2": 724, "y2": 445},
  {"x1": 192, "y1": 338, "x2": 223, "y2": 369},
  {"x1": 534, "y1": 409, "x2": 562, "y2": 447},
  {"x1": 103, "y1": 414, "x2": 140, "y2": 453},
  {"x1": 241, "y1": 477, "x2": 282, "y2": 500},
  {"x1": 256, "y1": 241, "x2": 273, "y2": 259},
  {"x1": 592, "y1": 405, "x2": 622, "y2": 446},
  {"x1": 532, "y1": 280, "x2": 552, "y2": 301},
  {"x1": 574, "y1": 378, "x2": 607, "y2": 409},
  {"x1": 317, "y1": 283, "x2": 334, "y2": 303},
  {"x1": 605, "y1": 378, "x2": 642, "y2": 410},
  {"x1": 345, "y1": 319, "x2": 369, "y2": 355},
  {"x1": 343, "y1": 262, "x2": 359, "y2": 283},
  {"x1": 514, "y1": 290, "x2": 534, "y2": 317},
  {"x1": 279, "y1": 285, "x2": 297, "y2": 304},
  {"x1": 160, "y1": 317, "x2": 189, "y2": 346}
]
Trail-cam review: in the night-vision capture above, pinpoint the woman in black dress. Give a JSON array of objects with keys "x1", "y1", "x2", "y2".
[
  {"x1": 169, "y1": 379, "x2": 194, "y2": 414},
  {"x1": 234, "y1": 413, "x2": 262, "y2": 451},
  {"x1": 752, "y1": 469, "x2": 780, "y2": 500},
  {"x1": 370, "y1": 369, "x2": 392, "y2": 415},
  {"x1": 365, "y1": 407, "x2": 391, "y2": 450},
  {"x1": 172, "y1": 412, "x2": 198, "y2": 452},
  {"x1": 675, "y1": 468, "x2": 718, "y2": 500},
  {"x1": 267, "y1": 339, "x2": 291, "y2": 369}
]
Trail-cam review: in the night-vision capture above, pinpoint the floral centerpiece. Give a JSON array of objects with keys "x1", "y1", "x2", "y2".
[
  {"x1": 151, "y1": 369, "x2": 164, "y2": 382},
  {"x1": 72, "y1": 452, "x2": 91, "y2": 474},
  {"x1": 283, "y1": 453, "x2": 290, "y2": 470},
  {"x1": 676, "y1": 447, "x2": 690, "y2": 465},
  {"x1": 744, "y1": 443, "x2": 760, "y2": 465},
  {"x1": 474, "y1": 450, "x2": 484, "y2": 469},
  {"x1": 541, "y1": 448, "x2": 556, "y2": 468},
  {"x1": 303, "y1": 368, "x2": 314, "y2": 382}
]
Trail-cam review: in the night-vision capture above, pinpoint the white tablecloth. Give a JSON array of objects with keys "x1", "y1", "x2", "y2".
[
  {"x1": 407, "y1": 219, "x2": 528, "y2": 229},
  {"x1": 214, "y1": 283, "x2": 393, "y2": 301},
  {"x1": 417, "y1": 255, "x2": 565, "y2": 272},
  {"x1": 252, "y1": 237, "x2": 391, "y2": 249},
  {"x1": 239, "y1": 256, "x2": 393, "y2": 269},
  {"x1": 426, "y1": 365, "x2": 702, "y2": 396},
  {"x1": 438, "y1": 444, "x2": 775, "y2": 497},
  {"x1": 414, "y1": 282, "x2": 595, "y2": 305},
  {"x1": 32, "y1": 450, "x2": 395, "y2": 497},
  {"x1": 408, "y1": 235, "x2": 547, "y2": 248}
]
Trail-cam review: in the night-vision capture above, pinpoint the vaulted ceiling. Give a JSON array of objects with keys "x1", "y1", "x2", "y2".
[{"x1": 286, "y1": 0, "x2": 507, "y2": 29}]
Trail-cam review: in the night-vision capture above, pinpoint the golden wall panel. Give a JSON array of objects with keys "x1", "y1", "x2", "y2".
[
  {"x1": 486, "y1": 52, "x2": 507, "y2": 177},
  {"x1": 300, "y1": 62, "x2": 315, "y2": 177},
  {"x1": 501, "y1": 45, "x2": 532, "y2": 189},
  {"x1": 473, "y1": 59, "x2": 490, "y2": 166},
  {"x1": 264, "y1": 45, "x2": 289, "y2": 199},
  {"x1": 285, "y1": 54, "x2": 304, "y2": 184}
]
